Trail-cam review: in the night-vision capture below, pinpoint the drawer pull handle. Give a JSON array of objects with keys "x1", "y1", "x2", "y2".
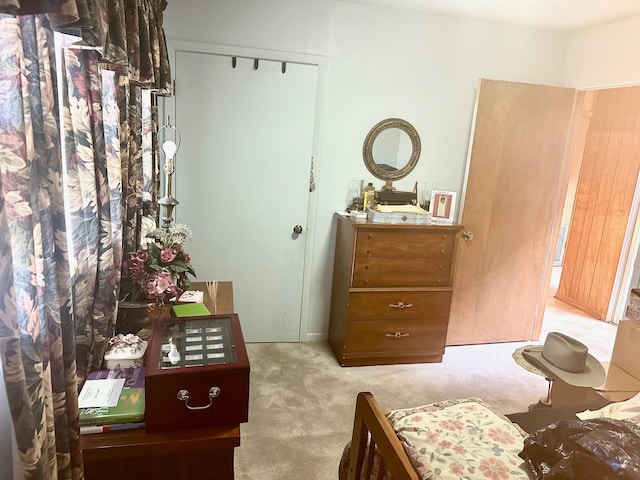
[
  {"x1": 177, "y1": 386, "x2": 221, "y2": 410},
  {"x1": 389, "y1": 302, "x2": 413, "y2": 309},
  {"x1": 385, "y1": 332, "x2": 410, "y2": 339}
]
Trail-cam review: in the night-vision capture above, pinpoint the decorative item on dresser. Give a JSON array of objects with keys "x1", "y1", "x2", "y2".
[{"x1": 328, "y1": 213, "x2": 462, "y2": 366}]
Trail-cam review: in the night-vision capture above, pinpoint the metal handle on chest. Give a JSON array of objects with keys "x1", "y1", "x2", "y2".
[
  {"x1": 389, "y1": 302, "x2": 413, "y2": 309},
  {"x1": 177, "y1": 386, "x2": 221, "y2": 410},
  {"x1": 385, "y1": 332, "x2": 410, "y2": 339}
]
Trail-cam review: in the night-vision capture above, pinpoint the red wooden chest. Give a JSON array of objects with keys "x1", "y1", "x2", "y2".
[{"x1": 145, "y1": 313, "x2": 250, "y2": 433}]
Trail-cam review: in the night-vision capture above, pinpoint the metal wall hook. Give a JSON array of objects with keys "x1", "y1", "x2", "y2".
[
  {"x1": 281, "y1": 62, "x2": 287, "y2": 74},
  {"x1": 253, "y1": 58, "x2": 259, "y2": 70},
  {"x1": 231, "y1": 56, "x2": 237, "y2": 69}
]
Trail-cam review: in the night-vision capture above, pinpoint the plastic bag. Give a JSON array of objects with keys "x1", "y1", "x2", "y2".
[{"x1": 519, "y1": 418, "x2": 640, "y2": 479}]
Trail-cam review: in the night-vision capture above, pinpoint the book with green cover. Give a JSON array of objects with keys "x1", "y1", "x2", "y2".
[
  {"x1": 171, "y1": 302, "x2": 211, "y2": 317},
  {"x1": 79, "y1": 387, "x2": 145, "y2": 426}
]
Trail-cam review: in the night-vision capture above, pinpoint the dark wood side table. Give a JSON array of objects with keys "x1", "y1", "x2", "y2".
[{"x1": 81, "y1": 281, "x2": 239, "y2": 480}]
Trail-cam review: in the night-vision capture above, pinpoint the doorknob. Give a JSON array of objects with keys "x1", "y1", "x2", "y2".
[
  {"x1": 462, "y1": 230, "x2": 474, "y2": 241},
  {"x1": 293, "y1": 225, "x2": 303, "y2": 235}
]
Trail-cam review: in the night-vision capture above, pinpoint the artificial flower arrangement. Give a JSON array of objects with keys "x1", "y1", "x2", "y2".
[{"x1": 120, "y1": 223, "x2": 197, "y2": 303}]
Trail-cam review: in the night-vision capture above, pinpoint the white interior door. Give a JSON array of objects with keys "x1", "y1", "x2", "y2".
[{"x1": 172, "y1": 50, "x2": 317, "y2": 342}]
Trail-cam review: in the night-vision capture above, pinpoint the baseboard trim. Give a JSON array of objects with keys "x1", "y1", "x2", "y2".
[{"x1": 302, "y1": 333, "x2": 327, "y2": 342}]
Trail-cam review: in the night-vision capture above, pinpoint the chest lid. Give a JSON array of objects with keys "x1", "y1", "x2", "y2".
[{"x1": 146, "y1": 313, "x2": 248, "y2": 376}]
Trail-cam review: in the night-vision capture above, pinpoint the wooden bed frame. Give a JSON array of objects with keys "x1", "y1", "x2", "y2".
[{"x1": 346, "y1": 392, "x2": 419, "y2": 480}]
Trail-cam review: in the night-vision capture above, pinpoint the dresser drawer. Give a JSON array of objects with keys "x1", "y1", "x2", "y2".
[
  {"x1": 344, "y1": 318, "x2": 448, "y2": 354},
  {"x1": 355, "y1": 230, "x2": 456, "y2": 258},
  {"x1": 348, "y1": 291, "x2": 452, "y2": 320},
  {"x1": 353, "y1": 257, "x2": 452, "y2": 287}
]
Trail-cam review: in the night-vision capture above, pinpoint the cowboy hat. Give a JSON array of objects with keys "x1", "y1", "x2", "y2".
[{"x1": 522, "y1": 332, "x2": 605, "y2": 388}]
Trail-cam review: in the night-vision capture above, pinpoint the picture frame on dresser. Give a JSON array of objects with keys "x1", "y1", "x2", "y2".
[{"x1": 430, "y1": 190, "x2": 457, "y2": 223}]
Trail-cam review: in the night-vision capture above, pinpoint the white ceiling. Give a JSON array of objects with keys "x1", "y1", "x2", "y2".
[{"x1": 332, "y1": 0, "x2": 640, "y2": 32}]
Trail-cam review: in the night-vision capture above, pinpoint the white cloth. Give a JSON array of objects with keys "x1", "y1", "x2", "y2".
[{"x1": 577, "y1": 391, "x2": 640, "y2": 421}]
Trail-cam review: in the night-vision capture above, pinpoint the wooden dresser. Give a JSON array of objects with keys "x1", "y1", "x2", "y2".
[{"x1": 328, "y1": 213, "x2": 461, "y2": 366}]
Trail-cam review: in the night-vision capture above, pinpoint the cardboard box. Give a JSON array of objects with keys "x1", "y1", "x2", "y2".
[{"x1": 610, "y1": 319, "x2": 640, "y2": 380}]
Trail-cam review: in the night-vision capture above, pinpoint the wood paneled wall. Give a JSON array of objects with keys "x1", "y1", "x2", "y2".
[{"x1": 557, "y1": 86, "x2": 640, "y2": 320}]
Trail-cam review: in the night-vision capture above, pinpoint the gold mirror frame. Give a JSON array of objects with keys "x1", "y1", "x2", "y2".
[{"x1": 362, "y1": 117, "x2": 421, "y2": 181}]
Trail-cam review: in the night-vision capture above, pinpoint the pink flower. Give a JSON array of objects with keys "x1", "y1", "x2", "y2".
[
  {"x1": 425, "y1": 432, "x2": 440, "y2": 443},
  {"x1": 144, "y1": 271, "x2": 174, "y2": 300},
  {"x1": 160, "y1": 248, "x2": 176, "y2": 263},
  {"x1": 438, "y1": 440, "x2": 453, "y2": 450},
  {"x1": 478, "y1": 458, "x2": 510, "y2": 480},
  {"x1": 125, "y1": 256, "x2": 147, "y2": 281},
  {"x1": 449, "y1": 463, "x2": 465, "y2": 476},
  {"x1": 488, "y1": 428, "x2": 515, "y2": 444},
  {"x1": 453, "y1": 445, "x2": 467, "y2": 454},
  {"x1": 439, "y1": 419, "x2": 465, "y2": 431},
  {"x1": 120, "y1": 223, "x2": 196, "y2": 302}
]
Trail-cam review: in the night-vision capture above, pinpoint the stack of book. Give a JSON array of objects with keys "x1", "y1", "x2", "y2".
[{"x1": 78, "y1": 366, "x2": 146, "y2": 434}]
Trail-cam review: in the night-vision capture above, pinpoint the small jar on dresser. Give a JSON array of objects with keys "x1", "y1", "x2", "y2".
[{"x1": 328, "y1": 212, "x2": 462, "y2": 366}]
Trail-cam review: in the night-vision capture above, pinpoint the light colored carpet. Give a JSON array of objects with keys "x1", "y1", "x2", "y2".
[{"x1": 234, "y1": 294, "x2": 618, "y2": 480}]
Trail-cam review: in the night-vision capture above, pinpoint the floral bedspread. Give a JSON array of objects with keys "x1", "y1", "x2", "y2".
[{"x1": 387, "y1": 398, "x2": 530, "y2": 480}]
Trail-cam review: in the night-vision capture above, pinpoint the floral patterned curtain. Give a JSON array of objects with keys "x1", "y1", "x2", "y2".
[
  {"x1": 0, "y1": 13, "x2": 82, "y2": 480},
  {"x1": 60, "y1": 48, "x2": 126, "y2": 382},
  {"x1": 0, "y1": 1, "x2": 172, "y2": 479}
]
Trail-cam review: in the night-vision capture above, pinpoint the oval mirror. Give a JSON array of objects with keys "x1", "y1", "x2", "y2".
[{"x1": 362, "y1": 118, "x2": 421, "y2": 181}]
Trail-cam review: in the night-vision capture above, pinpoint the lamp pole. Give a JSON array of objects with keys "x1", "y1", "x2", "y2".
[{"x1": 158, "y1": 137, "x2": 179, "y2": 229}]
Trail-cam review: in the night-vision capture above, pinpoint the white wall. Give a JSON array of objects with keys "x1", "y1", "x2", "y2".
[
  {"x1": 563, "y1": 15, "x2": 640, "y2": 89},
  {"x1": 163, "y1": 0, "x2": 571, "y2": 339}
]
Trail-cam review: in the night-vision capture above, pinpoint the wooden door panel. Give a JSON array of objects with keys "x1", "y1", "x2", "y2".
[
  {"x1": 592, "y1": 88, "x2": 640, "y2": 315},
  {"x1": 447, "y1": 79, "x2": 575, "y2": 345},
  {"x1": 557, "y1": 86, "x2": 640, "y2": 320},
  {"x1": 573, "y1": 90, "x2": 619, "y2": 306}
]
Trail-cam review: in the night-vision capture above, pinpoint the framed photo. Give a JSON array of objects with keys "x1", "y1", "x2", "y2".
[{"x1": 430, "y1": 190, "x2": 457, "y2": 223}]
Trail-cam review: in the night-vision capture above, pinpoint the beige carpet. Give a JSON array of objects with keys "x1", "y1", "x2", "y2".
[{"x1": 234, "y1": 297, "x2": 618, "y2": 480}]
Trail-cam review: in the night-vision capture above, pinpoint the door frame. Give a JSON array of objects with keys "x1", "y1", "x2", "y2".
[{"x1": 162, "y1": 40, "x2": 327, "y2": 341}]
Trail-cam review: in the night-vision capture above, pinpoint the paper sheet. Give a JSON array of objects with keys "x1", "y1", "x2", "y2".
[{"x1": 78, "y1": 378, "x2": 125, "y2": 408}]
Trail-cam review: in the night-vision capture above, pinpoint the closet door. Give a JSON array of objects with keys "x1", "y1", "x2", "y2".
[{"x1": 172, "y1": 51, "x2": 317, "y2": 342}]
